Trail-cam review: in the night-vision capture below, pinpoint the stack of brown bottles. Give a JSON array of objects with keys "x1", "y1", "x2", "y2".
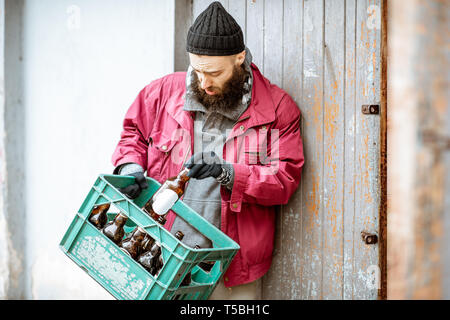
[
  {"x1": 87, "y1": 207, "x2": 166, "y2": 277},
  {"x1": 116, "y1": 224, "x2": 167, "y2": 277},
  {"x1": 87, "y1": 180, "x2": 208, "y2": 282}
]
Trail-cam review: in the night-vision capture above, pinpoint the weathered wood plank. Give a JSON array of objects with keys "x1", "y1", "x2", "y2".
[
  {"x1": 343, "y1": 0, "x2": 357, "y2": 300},
  {"x1": 220, "y1": 0, "x2": 229, "y2": 10},
  {"x1": 322, "y1": 0, "x2": 345, "y2": 300},
  {"x1": 300, "y1": 0, "x2": 324, "y2": 300},
  {"x1": 228, "y1": 0, "x2": 247, "y2": 44},
  {"x1": 246, "y1": 0, "x2": 264, "y2": 68},
  {"x1": 353, "y1": 0, "x2": 382, "y2": 300},
  {"x1": 193, "y1": 0, "x2": 206, "y2": 19},
  {"x1": 192, "y1": 0, "x2": 229, "y2": 21},
  {"x1": 259, "y1": 0, "x2": 286, "y2": 300},
  {"x1": 278, "y1": 0, "x2": 304, "y2": 300},
  {"x1": 263, "y1": 0, "x2": 283, "y2": 87},
  {"x1": 262, "y1": 0, "x2": 284, "y2": 299}
]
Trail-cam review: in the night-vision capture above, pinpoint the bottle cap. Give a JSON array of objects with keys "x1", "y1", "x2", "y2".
[
  {"x1": 118, "y1": 212, "x2": 128, "y2": 219},
  {"x1": 175, "y1": 231, "x2": 184, "y2": 240},
  {"x1": 157, "y1": 216, "x2": 166, "y2": 225},
  {"x1": 115, "y1": 213, "x2": 128, "y2": 225},
  {"x1": 137, "y1": 226, "x2": 146, "y2": 233}
]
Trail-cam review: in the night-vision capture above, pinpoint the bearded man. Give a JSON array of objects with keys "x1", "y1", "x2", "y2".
[{"x1": 111, "y1": 1, "x2": 304, "y2": 300}]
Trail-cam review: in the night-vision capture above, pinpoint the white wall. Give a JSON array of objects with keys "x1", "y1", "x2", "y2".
[{"x1": 15, "y1": 0, "x2": 175, "y2": 299}]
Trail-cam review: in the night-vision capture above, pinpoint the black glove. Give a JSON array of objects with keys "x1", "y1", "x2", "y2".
[
  {"x1": 184, "y1": 151, "x2": 223, "y2": 179},
  {"x1": 119, "y1": 172, "x2": 148, "y2": 199}
]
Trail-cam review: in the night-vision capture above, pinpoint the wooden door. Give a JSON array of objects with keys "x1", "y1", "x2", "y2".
[{"x1": 191, "y1": 0, "x2": 387, "y2": 300}]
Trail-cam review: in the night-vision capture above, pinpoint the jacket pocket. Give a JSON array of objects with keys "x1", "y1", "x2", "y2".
[
  {"x1": 147, "y1": 133, "x2": 180, "y2": 181},
  {"x1": 236, "y1": 126, "x2": 270, "y2": 165}
]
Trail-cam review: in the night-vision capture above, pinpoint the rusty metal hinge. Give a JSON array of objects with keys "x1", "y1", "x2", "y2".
[
  {"x1": 362, "y1": 104, "x2": 380, "y2": 115},
  {"x1": 361, "y1": 231, "x2": 378, "y2": 245}
]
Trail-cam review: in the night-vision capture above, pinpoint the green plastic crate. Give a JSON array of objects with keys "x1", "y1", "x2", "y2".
[{"x1": 59, "y1": 174, "x2": 240, "y2": 300}]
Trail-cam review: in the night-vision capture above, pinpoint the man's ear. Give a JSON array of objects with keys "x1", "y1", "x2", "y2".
[{"x1": 235, "y1": 50, "x2": 246, "y2": 66}]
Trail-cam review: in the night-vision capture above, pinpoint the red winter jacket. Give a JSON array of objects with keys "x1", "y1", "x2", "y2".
[{"x1": 112, "y1": 63, "x2": 304, "y2": 287}]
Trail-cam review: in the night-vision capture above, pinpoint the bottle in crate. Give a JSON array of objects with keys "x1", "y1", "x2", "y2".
[
  {"x1": 102, "y1": 213, "x2": 127, "y2": 245},
  {"x1": 175, "y1": 230, "x2": 184, "y2": 241},
  {"x1": 138, "y1": 240, "x2": 163, "y2": 276},
  {"x1": 88, "y1": 203, "x2": 110, "y2": 229},
  {"x1": 142, "y1": 167, "x2": 190, "y2": 224},
  {"x1": 120, "y1": 226, "x2": 147, "y2": 259},
  {"x1": 195, "y1": 245, "x2": 215, "y2": 273},
  {"x1": 155, "y1": 250, "x2": 164, "y2": 275},
  {"x1": 141, "y1": 233, "x2": 155, "y2": 253},
  {"x1": 173, "y1": 231, "x2": 189, "y2": 300},
  {"x1": 175, "y1": 231, "x2": 192, "y2": 286}
]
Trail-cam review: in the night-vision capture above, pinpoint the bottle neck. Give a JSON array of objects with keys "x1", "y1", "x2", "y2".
[
  {"x1": 178, "y1": 167, "x2": 190, "y2": 180},
  {"x1": 175, "y1": 231, "x2": 184, "y2": 241},
  {"x1": 115, "y1": 213, "x2": 127, "y2": 226},
  {"x1": 134, "y1": 227, "x2": 146, "y2": 241}
]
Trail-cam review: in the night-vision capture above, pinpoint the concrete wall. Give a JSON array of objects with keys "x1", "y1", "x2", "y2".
[{"x1": 3, "y1": 0, "x2": 176, "y2": 299}]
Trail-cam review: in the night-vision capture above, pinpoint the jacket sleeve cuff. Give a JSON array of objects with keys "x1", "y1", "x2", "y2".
[
  {"x1": 112, "y1": 155, "x2": 146, "y2": 174},
  {"x1": 221, "y1": 162, "x2": 235, "y2": 191},
  {"x1": 114, "y1": 163, "x2": 144, "y2": 176},
  {"x1": 228, "y1": 163, "x2": 251, "y2": 213}
]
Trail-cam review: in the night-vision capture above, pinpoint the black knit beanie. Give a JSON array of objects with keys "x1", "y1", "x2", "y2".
[{"x1": 186, "y1": 1, "x2": 245, "y2": 56}]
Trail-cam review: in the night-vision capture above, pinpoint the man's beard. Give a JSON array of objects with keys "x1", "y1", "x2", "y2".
[{"x1": 191, "y1": 64, "x2": 248, "y2": 114}]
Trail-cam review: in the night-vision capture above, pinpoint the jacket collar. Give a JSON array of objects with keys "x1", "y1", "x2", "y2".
[
  {"x1": 235, "y1": 63, "x2": 276, "y2": 127},
  {"x1": 169, "y1": 62, "x2": 276, "y2": 135}
]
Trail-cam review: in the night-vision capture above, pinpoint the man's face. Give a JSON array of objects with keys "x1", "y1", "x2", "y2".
[
  {"x1": 188, "y1": 50, "x2": 248, "y2": 112},
  {"x1": 189, "y1": 51, "x2": 245, "y2": 95}
]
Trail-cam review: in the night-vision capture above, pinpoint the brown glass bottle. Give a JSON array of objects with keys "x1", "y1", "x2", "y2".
[
  {"x1": 102, "y1": 213, "x2": 127, "y2": 245},
  {"x1": 120, "y1": 226, "x2": 147, "y2": 259},
  {"x1": 142, "y1": 167, "x2": 190, "y2": 223},
  {"x1": 174, "y1": 231, "x2": 192, "y2": 286},
  {"x1": 172, "y1": 235, "x2": 192, "y2": 300},
  {"x1": 138, "y1": 241, "x2": 162, "y2": 276},
  {"x1": 155, "y1": 251, "x2": 164, "y2": 275},
  {"x1": 175, "y1": 231, "x2": 184, "y2": 241},
  {"x1": 88, "y1": 203, "x2": 110, "y2": 229},
  {"x1": 141, "y1": 233, "x2": 155, "y2": 253},
  {"x1": 194, "y1": 245, "x2": 214, "y2": 272}
]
